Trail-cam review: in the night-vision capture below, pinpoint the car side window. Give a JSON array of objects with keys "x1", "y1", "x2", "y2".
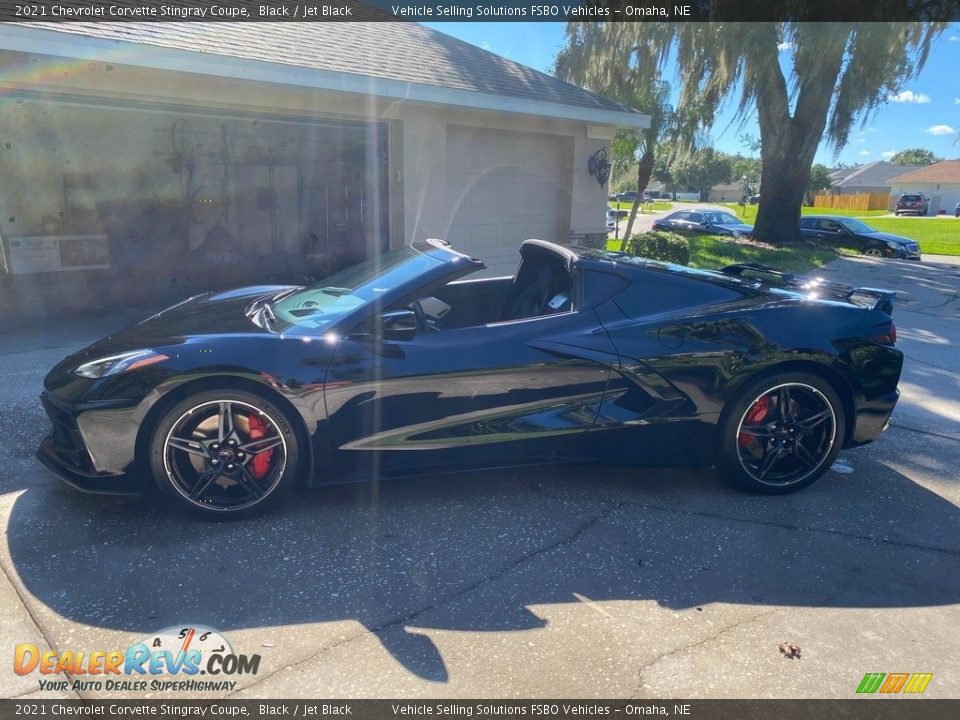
[
  {"x1": 689, "y1": 213, "x2": 705, "y2": 224},
  {"x1": 673, "y1": 212, "x2": 690, "y2": 221},
  {"x1": 799, "y1": 218, "x2": 815, "y2": 229},
  {"x1": 819, "y1": 219, "x2": 841, "y2": 233}
]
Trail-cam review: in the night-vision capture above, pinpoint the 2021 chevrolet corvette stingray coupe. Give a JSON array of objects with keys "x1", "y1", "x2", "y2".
[{"x1": 39, "y1": 239, "x2": 903, "y2": 517}]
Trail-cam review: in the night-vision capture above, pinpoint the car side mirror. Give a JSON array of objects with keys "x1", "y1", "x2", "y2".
[{"x1": 378, "y1": 309, "x2": 417, "y2": 342}]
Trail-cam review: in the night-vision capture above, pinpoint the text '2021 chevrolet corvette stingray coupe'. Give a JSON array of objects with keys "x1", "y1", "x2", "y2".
[{"x1": 38, "y1": 239, "x2": 903, "y2": 517}]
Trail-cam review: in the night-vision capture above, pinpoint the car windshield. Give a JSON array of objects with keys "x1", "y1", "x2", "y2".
[
  {"x1": 838, "y1": 218, "x2": 877, "y2": 234},
  {"x1": 269, "y1": 246, "x2": 444, "y2": 331},
  {"x1": 703, "y1": 211, "x2": 740, "y2": 225}
]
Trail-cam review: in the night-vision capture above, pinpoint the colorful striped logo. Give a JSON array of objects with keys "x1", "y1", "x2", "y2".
[{"x1": 856, "y1": 672, "x2": 933, "y2": 694}]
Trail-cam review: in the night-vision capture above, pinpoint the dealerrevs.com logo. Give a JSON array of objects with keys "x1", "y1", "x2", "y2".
[{"x1": 14, "y1": 625, "x2": 261, "y2": 693}]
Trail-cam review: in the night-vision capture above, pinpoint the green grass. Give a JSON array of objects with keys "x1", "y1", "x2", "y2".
[
  {"x1": 610, "y1": 200, "x2": 673, "y2": 213},
  {"x1": 860, "y1": 217, "x2": 960, "y2": 256},
  {"x1": 718, "y1": 204, "x2": 889, "y2": 221},
  {"x1": 606, "y1": 234, "x2": 839, "y2": 274}
]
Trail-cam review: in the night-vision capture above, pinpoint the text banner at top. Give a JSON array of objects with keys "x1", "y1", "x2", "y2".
[{"x1": 2, "y1": 0, "x2": 960, "y2": 23}]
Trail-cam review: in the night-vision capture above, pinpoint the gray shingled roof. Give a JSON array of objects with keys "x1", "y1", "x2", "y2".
[
  {"x1": 26, "y1": 22, "x2": 637, "y2": 117},
  {"x1": 831, "y1": 161, "x2": 923, "y2": 189}
]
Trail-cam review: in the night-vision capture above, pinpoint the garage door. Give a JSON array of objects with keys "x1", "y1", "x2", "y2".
[{"x1": 445, "y1": 127, "x2": 562, "y2": 276}]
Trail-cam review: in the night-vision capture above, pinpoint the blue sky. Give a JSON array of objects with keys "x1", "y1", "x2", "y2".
[{"x1": 424, "y1": 22, "x2": 960, "y2": 166}]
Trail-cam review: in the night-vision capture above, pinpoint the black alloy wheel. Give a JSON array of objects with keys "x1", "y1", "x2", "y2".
[
  {"x1": 149, "y1": 390, "x2": 299, "y2": 517},
  {"x1": 719, "y1": 373, "x2": 845, "y2": 494}
]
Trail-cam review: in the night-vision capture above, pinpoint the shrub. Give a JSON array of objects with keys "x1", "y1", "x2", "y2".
[{"x1": 624, "y1": 231, "x2": 691, "y2": 266}]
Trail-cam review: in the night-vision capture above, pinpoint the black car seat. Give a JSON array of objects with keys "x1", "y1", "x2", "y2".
[{"x1": 502, "y1": 263, "x2": 569, "y2": 321}]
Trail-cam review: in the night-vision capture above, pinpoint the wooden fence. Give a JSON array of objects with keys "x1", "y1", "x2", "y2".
[{"x1": 813, "y1": 192, "x2": 890, "y2": 211}]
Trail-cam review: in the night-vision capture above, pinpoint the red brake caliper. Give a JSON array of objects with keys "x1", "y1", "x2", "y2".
[
  {"x1": 247, "y1": 414, "x2": 274, "y2": 480},
  {"x1": 739, "y1": 396, "x2": 770, "y2": 447}
]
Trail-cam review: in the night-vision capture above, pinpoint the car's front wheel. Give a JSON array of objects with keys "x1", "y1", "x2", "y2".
[
  {"x1": 863, "y1": 247, "x2": 885, "y2": 258},
  {"x1": 718, "y1": 373, "x2": 845, "y2": 494},
  {"x1": 149, "y1": 389, "x2": 300, "y2": 518}
]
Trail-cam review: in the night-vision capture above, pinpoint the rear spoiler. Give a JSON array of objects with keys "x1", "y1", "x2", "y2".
[{"x1": 720, "y1": 263, "x2": 896, "y2": 315}]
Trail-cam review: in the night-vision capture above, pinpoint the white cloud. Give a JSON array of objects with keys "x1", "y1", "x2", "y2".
[
  {"x1": 777, "y1": 41, "x2": 794, "y2": 51},
  {"x1": 881, "y1": 151, "x2": 896, "y2": 159},
  {"x1": 888, "y1": 90, "x2": 931, "y2": 104},
  {"x1": 481, "y1": 40, "x2": 491, "y2": 51},
  {"x1": 955, "y1": 97, "x2": 960, "y2": 105},
  {"x1": 927, "y1": 124, "x2": 956, "y2": 136},
  {"x1": 858, "y1": 150, "x2": 871, "y2": 156},
  {"x1": 949, "y1": 36, "x2": 960, "y2": 42},
  {"x1": 856, "y1": 136, "x2": 867, "y2": 143}
]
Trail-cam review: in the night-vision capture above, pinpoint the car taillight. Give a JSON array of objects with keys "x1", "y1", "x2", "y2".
[{"x1": 868, "y1": 321, "x2": 896, "y2": 346}]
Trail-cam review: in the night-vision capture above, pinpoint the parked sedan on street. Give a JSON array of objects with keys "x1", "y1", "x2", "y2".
[
  {"x1": 800, "y1": 216, "x2": 922, "y2": 260},
  {"x1": 653, "y1": 209, "x2": 754, "y2": 238},
  {"x1": 38, "y1": 239, "x2": 902, "y2": 517}
]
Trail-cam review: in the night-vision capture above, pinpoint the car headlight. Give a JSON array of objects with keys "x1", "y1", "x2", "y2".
[{"x1": 73, "y1": 349, "x2": 169, "y2": 379}]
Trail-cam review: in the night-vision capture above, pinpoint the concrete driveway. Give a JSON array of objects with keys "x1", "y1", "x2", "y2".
[{"x1": 1, "y1": 255, "x2": 958, "y2": 700}]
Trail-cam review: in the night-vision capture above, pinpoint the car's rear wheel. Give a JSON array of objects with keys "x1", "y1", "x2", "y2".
[
  {"x1": 718, "y1": 373, "x2": 845, "y2": 494},
  {"x1": 149, "y1": 389, "x2": 300, "y2": 518},
  {"x1": 863, "y1": 247, "x2": 884, "y2": 258}
]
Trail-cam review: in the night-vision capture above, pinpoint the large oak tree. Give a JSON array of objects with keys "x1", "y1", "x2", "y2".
[{"x1": 554, "y1": 18, "x2": 946, "y2": 243}]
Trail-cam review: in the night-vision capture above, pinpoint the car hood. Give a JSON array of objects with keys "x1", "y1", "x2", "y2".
[
  {"x1": 76, "y1": 285, "x2": 295, "y2": 359},
  {"x1": 868, "y1": 231, "x2": 917, "y2": 246}
]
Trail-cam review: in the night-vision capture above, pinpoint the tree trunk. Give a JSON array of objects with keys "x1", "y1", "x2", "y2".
[
  {"x1": 749, "y1": 24, "x2": 847, "y2": 245},
  {"x1": 619, "y1": 143, "x2": 656, "y2": 251},
  {"x1": 752, "y1": 140, "x2": 815, "y2": 243}
]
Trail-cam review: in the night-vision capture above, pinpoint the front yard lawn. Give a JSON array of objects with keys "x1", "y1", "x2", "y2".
[
  {"x1": 860, "y1": 217, "x2": 960, "y2": 257},
  {"x1": 610, "y1": 200, "x2": 673, "y2": 213},
  {"x1": 719, "y1": 204, "x2": 890, "y2": 221},
  {"x1": 606, "y1": 234, "x2": 840, "y2": 274}
]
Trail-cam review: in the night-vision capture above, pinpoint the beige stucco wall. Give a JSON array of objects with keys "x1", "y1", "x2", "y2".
[{"x1": 0, "y1": 49, "x2": 615, "y2": 249}]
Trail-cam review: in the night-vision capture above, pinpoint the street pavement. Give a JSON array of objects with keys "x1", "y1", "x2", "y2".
[{"x1": 0, "y1": 255, "x2": 958, "y2": 700}]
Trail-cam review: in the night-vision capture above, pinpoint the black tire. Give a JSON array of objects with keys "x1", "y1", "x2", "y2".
[
  {"x1": 717, "y1": 372, "x2": 846, "y2": 494},
  {"x1": 149, "y1": 389, "x2": 301, "y2": 518},
  {"x1": 863, "y1": 247, "x2": 884, "y2": 258}
]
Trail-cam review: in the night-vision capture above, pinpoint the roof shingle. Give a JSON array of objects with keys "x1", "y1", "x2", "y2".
[
  {"x1": 888, "y1": 160, "x2": 960, "y2": 185},
  {"x1": 27, "y1": 21, "x2": 637, "y2": 116}
]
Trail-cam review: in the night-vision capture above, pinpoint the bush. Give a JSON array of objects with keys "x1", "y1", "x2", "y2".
[{"x1": 624, "y1": 231, "x2": 691, "y2": 266}]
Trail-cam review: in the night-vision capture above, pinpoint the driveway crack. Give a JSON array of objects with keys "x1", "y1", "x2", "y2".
[
  {"x1": 629, "y1": 609, "x2": 777, "y2": 699},
  {"x1": 230, "y1": 500, "x2": 621, "y2": 695},
  {"x1": 612, "y1": 500, "x2": 960, "y2": 557}
]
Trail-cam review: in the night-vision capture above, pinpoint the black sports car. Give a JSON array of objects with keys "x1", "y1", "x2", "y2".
[
  {"x1": 653, "y1": 209, "x2": 754, "y2": 237},
  {"x1": 800, "y1": 216, "x2": 922, "y2": 260},
  {"x1": 38, "y1": 239, "x2": 903, "y2": 517}
]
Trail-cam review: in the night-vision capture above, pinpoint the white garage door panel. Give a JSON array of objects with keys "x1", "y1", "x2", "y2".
[{"x1": 446, "y1": 127, "x2": 562, "y2": 276}]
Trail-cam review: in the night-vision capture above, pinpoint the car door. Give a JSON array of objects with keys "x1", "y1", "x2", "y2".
[
  {"x1": 666, "y1": 211, "x2": 692, "y2": 232},
  {"x1": 799, "y1": 217, "x2": 820, "y2": 239},
  {"x1": 322, "y1": 285, "x2": 619, "y2": 479}
]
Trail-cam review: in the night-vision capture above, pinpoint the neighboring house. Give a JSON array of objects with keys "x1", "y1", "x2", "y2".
[
  {"x1": 888, "y1": 160, "x2": 960, "y2": 216},
  {"x1": 705, "y1": 182, "x2": 748, "y2": 203},
  {"x1": 0, "y1": 23, "x2": 647, "y2": 313},
  {"x1": 828, "y1": 161, "x2": 923, "y2": 195}
]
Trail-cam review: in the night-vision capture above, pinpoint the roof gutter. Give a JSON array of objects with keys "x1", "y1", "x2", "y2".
[{"x1": 0, "y1": 26, "x2": 650, "y2": 130}]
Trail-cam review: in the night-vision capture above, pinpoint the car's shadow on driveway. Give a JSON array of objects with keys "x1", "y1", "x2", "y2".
[{"x1": 6, "y1": 452, "x2": 960, "y2": 683}]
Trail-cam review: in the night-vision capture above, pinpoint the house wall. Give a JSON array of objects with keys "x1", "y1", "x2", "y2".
[
  {"x1": 0, "y1": 49, "x2": 618, "y2": 311},
  {"x1": 889, "y1": 182, "x2": 960, "y2": 215}
]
